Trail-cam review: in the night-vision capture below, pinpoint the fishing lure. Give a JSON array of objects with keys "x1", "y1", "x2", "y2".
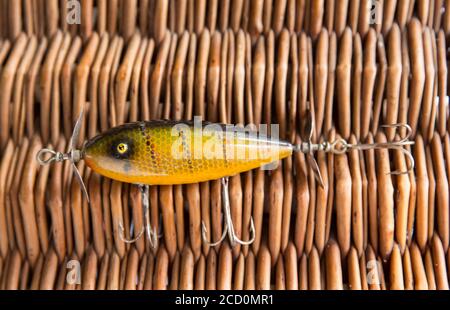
[{"x1": 37, "y1": 111, "x2": 415, "y2": 247}]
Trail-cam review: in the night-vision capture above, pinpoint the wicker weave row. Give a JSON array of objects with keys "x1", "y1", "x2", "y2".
[
  {"x1": 1, "y1": 235, "x2": 449, "y2": 290},
  {"x1": 1, "y1": 20, "x2": 448, "y2": 145},
  {"x1": 2, "y1": 0, "x2": 450, "y2": 42},
  {"x1": 0, "y1": 3, "x2": 450, "y2": 290}
]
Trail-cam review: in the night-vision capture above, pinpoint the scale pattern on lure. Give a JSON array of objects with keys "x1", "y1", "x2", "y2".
[{"x1": 83, "y1": 120, "x2": 293, "y2": 185}]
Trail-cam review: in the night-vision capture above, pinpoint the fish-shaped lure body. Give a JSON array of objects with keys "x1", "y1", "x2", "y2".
[
  {"x1": 35, "y1": 116, "x2": 414, "y2": 249},
  {"x1": 83, "y1": 120, "x2": 293, "y2": 185}
]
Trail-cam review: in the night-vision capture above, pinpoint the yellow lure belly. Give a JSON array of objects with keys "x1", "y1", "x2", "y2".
[{"x1": 83, "y1": 120, "x2": 293, "y2": 185}]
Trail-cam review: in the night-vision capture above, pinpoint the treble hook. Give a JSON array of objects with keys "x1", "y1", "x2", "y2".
[
  {"x1": 341, "y1": 124, "x2": 415, "y2": 175},
  {"x1": 294, "y1": 120, "x2": 416, "y2": 186},
  {"x1": 324, "y1": 124, "x2": 415, "y2": 175},
  {"x1": 202, "y1": 177, "x2": 256, "y2": 247},
  {"x1": 118, "y1": 184, "x2": 160, "y2": 249}
]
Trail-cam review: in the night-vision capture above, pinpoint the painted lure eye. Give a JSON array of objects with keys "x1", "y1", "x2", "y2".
[{"x1": 117, "y1": 142, "x2": 128, "y2": 154}]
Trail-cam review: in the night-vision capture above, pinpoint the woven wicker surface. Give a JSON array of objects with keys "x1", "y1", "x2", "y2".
[{"x1": 0, "y1": 0, "x2": 449, "y2": 290}]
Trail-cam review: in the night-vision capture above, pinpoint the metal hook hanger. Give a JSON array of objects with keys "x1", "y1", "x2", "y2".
[
  {"x1": 294, "y1": 109, "x2": 415, "y2": 187},
  {"x1": 118, "y1": 184, "x2": 160, "y2": 249},
  {"x1": 202, "y1": 177, "x2": 256, "y2": 247}
]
